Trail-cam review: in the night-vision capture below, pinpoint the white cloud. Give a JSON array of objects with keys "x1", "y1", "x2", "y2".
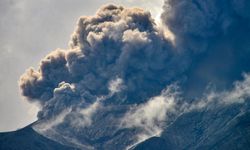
[
  {"x1": 222, "y1": 73, "x2": 250, "y2": 104},
  {"x1": 122, "y1": 84, "x2": 179, "y2": 148},
  {"x1": 75, "y1": 101, "x2": 102, "y2": 128},
  {"x1": 184, "y1": 73, "x2": 250, "y2": 112},
  {"x1": 108, "y1": 77, "x2": 124, "y2": 94},
  {"x1": 33, "y1": 108, "x2": 72, "y2": 133}
]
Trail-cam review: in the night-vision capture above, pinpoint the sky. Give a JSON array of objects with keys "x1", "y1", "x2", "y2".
[{"x1": 0, "y1": 0, "x2": 163, "y2": 132}]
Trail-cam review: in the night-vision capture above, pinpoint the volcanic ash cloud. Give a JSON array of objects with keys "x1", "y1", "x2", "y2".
[
  {"x1": 19, "y1": 4, "x2": 186, "y2": 149},
  {"x1": 18, "y1": 0, "x2": 250, "y2": 149}
]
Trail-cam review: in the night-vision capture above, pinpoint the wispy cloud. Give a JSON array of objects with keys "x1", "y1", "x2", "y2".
[{"x1": 121, "y1": 84, "x2": 179, "y2": 148}]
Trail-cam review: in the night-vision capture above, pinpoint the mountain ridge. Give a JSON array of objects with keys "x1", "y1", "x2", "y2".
[{"x1": 0, "y1": 122, "x2": 78, "y2": 150}]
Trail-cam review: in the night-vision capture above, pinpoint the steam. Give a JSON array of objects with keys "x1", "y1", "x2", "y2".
[{"x1": 122, "y1": 84, "x2": 179, "y2": 149}]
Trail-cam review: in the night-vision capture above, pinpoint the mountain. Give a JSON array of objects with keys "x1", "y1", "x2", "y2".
[
  {"x1": 131, "y1": 137, "x2": 169, "y2": 150},
  {"x1": 1, "y1": 102, "x2": 250, "y2": 150},
  {"x1": 133, "y1": 103, "x2": 250, "y2": 150},
  {"x1": 0, "y1": 123, "x2": 77, "y2": 150}
]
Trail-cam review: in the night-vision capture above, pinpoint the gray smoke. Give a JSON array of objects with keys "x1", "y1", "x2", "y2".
[
  {"x1": 19, "y1": 4, "x2": 188, "y2": 149},
  {"x1": 18, "y1": 0, "x2": 250, "y2": 149},
  {"x1": 162, "y1": 0, "x2": 250, "y2": 97},
  {"x1": 20, "y1": 5, "x2": 187, "y2": 108}
]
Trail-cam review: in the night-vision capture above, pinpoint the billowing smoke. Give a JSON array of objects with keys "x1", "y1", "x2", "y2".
[
  {"x1": 20, "y1": 49, "x2": 70, "y2": 104},
  {"x1": 20, "y1": 4, "x2": 187, "y2": 107},
  {"x1": 162, "y1": 0, "x2": 250, "y2": 97},
  {"x1": 162, "y1": 0, "x2": 250, "y2": 45},
  {"x1": 19, "y1": 4, "x2": 187, "y2": 149},
  {"x1": 18, "y1": 0, "x2": 250, "y2": 149}
]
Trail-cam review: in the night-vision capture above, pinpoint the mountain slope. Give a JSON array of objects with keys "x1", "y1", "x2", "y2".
[
  {"x1": 131, "y1": 137, "x2": 169, "y2": 150},
  {"x1": 0, "y1": 123, "x2": 77, "y2": 150},
  {"x1": 1, "y1": 102, "x2": 250, "y2": 150},
  {"x1": 133, "y1": 103, "x2": 250, "y2": 150}
]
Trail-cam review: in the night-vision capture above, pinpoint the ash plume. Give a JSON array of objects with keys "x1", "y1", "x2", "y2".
[
  {"x1": 18, "y1": 0, "x2": 250, "y2": 149},
  {"x1": 19, "y1": 4, "x2": 185, "y2": 149}
]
